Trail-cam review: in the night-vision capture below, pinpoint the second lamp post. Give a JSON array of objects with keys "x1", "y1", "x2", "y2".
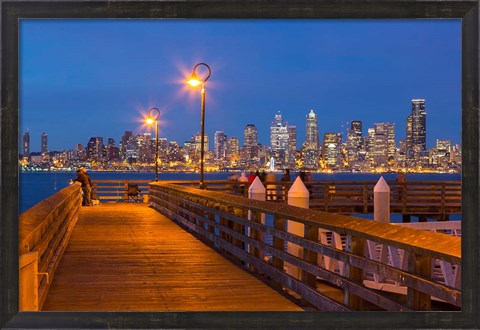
[
  {"x1": 146, "y1": 107, "x2": 160, "y2": 181},
  {"x1": 187, "y1": 62, "x2": 211, "y2": 189}
]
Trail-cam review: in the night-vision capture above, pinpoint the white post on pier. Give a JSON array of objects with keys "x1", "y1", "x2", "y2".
[
  {"x1": 248, "y1": 177, "x2": 266, "y2": 256},
  {"x1": 286, "y1": 176, "x2": 309, "y2": 279},
  {"x1": 249, "y1": 176, "x2": 266, "y2": 201},
  {"x1": 374, "y1": 176, "x2": 390, "y2": 223}
]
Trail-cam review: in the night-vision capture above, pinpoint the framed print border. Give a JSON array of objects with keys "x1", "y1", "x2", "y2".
[{"x1": 1, "y1": 1, "x2": 479, "y2": 329}]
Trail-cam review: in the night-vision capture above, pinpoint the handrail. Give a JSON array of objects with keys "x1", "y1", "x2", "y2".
[
  {"x1": 149, "y1": 182, "x2": 461, "y2": 311},
  {"x1": 91, "y1": 180, "x2": 151, "y2": 202},
  {"x1": 93, "y1": 179, "x2": 461, "y2": 211},
  {"x1": 18, "y1": 184, "x2": 82, "y2": 310},
  {"x1": 140, "y1": 179, "x2": 461, "y2": 217}
]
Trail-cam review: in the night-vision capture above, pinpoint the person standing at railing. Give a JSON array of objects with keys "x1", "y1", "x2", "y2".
[
  {"x1": 80, "y1": 167, "x2": 94, "y2": 202},
  {"x1": 70, "y1": 169, "x2": 92, "y2": 206},
  {"x1": 238, "y1": 172, "x2": 249, "y2": 195},
  {"x1": 396, "y1": 172, "x2": 406, "y2": 201},
  {"x1": 265, "y1": 172, "x2": 277, "y2": 201},
  {"x1": 280, "y1": 169, "x2": 291, "y2": 201}
]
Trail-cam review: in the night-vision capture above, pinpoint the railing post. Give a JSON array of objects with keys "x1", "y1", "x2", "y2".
[
  {"x1": 407, "y1": 253, "x2": 432, "y2": 310},
  {"x1": 374, "y1": 176, "x2": 390, "y2": 223},
  {"x1": 19, "y1": 252, "x2": 39, "y2": 311},
  {"x1": 272, "y1": 216, "x2": 286, "y2": 289},
  {"x1": 324, "y1": 183, "x2": 329, "y2": 211},
  {"x1": 402, "y1": 181, "x2": 407, "y2": 214},
  {"x1": 441, "y1": 183, "x2": 446, "y2": 218},
  {"x1": 286, "y1": 177, "x2": 309, "y2": 279},
  {"x1": 92, "y1": 182, "x2": 98, "y2": 200},
  {"x1": 363, "y1": 183, "x2": 368, "y2": 213},
  {"x1": 248, "y1": 177, "x2": 266, "y2": 260},
  {"x1": 345, "y1": 234, "x2": 366, "y2": 311},
  {"x1": 123, "y1": 182, "x2": 128, "y2": 202},
  {"x1": 232, "y1": 207, "x2": 246, "y2": 254},
  {"x1": 302, "y1": 223, "x2": 318, "y2": 306}
]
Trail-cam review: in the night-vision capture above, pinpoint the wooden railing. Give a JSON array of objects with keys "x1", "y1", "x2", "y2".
[
  {"x1": 259, "y1": 180, "x2": 461, "y2": 216},
  {"x1": 92, "y1": 179, "x2": 461, "y2": 217},
  {"x1": 141, "y1": 179, "x2": 461, "y2": 218},
  {"x1": 91, "y1": 180, "x2": 151, "y2": 202},
  {"x1": 18, "y1": 184, "x2": 82, "y2": 310},
  {"x1": 149, "y1": 182, "x2": 461, "y2": 311},
  {"x1": 90, "y1": 179, "x2": 251, "y2": 202}
]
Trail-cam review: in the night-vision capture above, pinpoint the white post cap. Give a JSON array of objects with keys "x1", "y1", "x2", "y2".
[
  {"x1": 288, "y1": 176, "x2": 309, "y2": 198},
  {"x1": 374, "y1": 176, "x2": 390, "y2": 193},
  {"x1": 248, "y1": 176, "x2": 266, "y2": 194}
]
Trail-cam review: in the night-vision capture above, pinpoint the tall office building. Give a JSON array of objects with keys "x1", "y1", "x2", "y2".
[
  {"x1": 23, "y1": 130, "x2": 30, "y2": 157},
  {"x1": 287, "y1": 125, "x2": 297, "y2": 168},
  {"x1": 106, "y1": 138, "x2": 120, "y2": 161},
  {"x1": 194, "y1": 132, "x2": 209, "y2": 161},
  {"x1": 303, "y1": 110, "x2": 319, "y2": 169},
  {"x1": 434, "y1": 139, "x2": 451, "y2": 168},
  {"x1": 243, "y1": 124, "x2": 259, "y2": 161},
  {"x1": 137, "y1": 133, "x2": 152, "y2": 163},
  {"x1": 406, "y1": 99, "x2": 427, "y2": 163},
  {"x1": 373, "y1": 122, "x2": 395, "y2": 167},
  {"x1": 214, "y1": 131, "x2": 227, "y2": 160},
  {"x1": 86, "y1": 137, "x2": 104, "y2": 162},
  {"x1": 120, "y1": 131, "x2": 133, "y2": 161},
  {"x1": 158, "y1": 137, "x2": 168, "y2": 163},
  {"x1": 270, "y1": 111, "x2": 290, "y2": 169},
  {"x1": 305, "y1": 110, "x2": 319, "y2": 149},
  {"x1": 167, "y1": 141, "x2": 182, "y2": 162},
  {"x1": 346, "y1": 121, "x2": 362, "y2": 162},
  {"x1": 41, "y1": 132, "x2": 48, "y2": 154},
  {"x1": 227, "y1": 137, "x2": 239, "y2": 162},
  {"x1": 322, "y1": 132, "x2": 342, "y2": 168}
]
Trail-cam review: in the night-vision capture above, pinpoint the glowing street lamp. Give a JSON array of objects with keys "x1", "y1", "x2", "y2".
[
  {"x1": 187, "y1": 62, "x2": 211, "y2": 189},
  {"x1": 146, "y1": 107, "x2": 160, "y2": 181}
]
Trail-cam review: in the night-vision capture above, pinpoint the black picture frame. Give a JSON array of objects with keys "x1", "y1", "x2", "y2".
[{"x1": 1, "y1": 1, "x2": 479, "y2": 329}]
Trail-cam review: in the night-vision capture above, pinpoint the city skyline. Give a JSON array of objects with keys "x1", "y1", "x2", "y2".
[
  {"x1": 20, "y1": 103, "x2": 456, "y2": 155},
  {"x1": 20, "y1": 19, "x2": 461, "y2": 151},
  {"x1": 20, "y1": 104, "x2": 461, "y2": 173}
]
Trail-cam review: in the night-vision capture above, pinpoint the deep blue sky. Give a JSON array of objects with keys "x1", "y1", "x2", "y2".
[{"x1": 20, "y1": 19, "x2": 461, "y2": 152}]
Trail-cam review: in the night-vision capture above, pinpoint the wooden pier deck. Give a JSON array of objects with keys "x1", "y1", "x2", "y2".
[{"x1": 42, "y1": 203, "x2": 303, "y2": 311}]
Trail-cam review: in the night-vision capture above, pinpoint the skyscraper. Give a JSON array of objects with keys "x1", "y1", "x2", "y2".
[
  {"x1": 305, "y1": 110, "x2": 319, "y2": 149},
  {"x1": 322, "y1": 132, "x2": 342, "y2": 168},
  {"x1": 270, "y1": 111, "x2": 289, "y2": 169},
  {"x1": 373, "y1": 122, "x2": 395, "y2": 167},
  {"x1": 303, "y1": 110, "x2": 319, "y2": 169},
  {"x1": 120, "y1": 131, "x2": 133, "y2": 161},
  {"x1": 346, "y1": 121, "x2": 362, "y2": 160},
  {"x1": 214, "y1": 130, "x2": 227, "y2": 160},
  {"x1": 106, "y1": 138, "x2": 120, "y2": 161},
  {"x1": 227, "y1": 137, "x2": 239, "y2": 163},
  {"x1": 138, "y1": 133, "x2": 152, "y2": 163},
  {"x1": 86, "y1": 137, "x2": 104, "y2": 162},
  {"x1": 287, "y1": 125, "x2": 297, "y2": 168},
  {"x1": 365, "y1": 128, "x2": 375, "y2": 166},
  {"x1": 243, "y1": 124, "x2": 259, "y2": 161},
  {"x1": 194, "y1": 132, "x2": 209, "y2": 161},
  {"x1": 41, "y1": 132, "x2": 48, "y2": 154},
  {"x1": 23, "y1": 130, "x2": 30, "y2": 157},
  {"x1": 406, "y1": 99, "x2": 427, "y2": 163}
]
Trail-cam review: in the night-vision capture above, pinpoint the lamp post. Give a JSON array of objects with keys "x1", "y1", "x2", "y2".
[
  {"x1": 187, "y1": 62, "x2": 211, "y2": 189},
  {"x1": 146, "y1": 107, "x2": 160, "y2": 181}
]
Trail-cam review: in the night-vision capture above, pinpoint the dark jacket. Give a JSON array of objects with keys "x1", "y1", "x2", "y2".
[
  {"x1": 84, "y1": 172, "x2": 92, "y2": 187},
  {"x1": 73, "y1": 172, "x2": 90, "y2": 187}
]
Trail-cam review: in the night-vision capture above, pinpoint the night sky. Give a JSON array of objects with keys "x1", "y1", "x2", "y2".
[{"x1": 20, "y1": 19, "x2": 461, "y2": 152}]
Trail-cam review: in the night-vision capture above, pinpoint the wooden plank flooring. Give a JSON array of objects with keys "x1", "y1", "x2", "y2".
[{"x1": 42, "y1": 203, "x2": 303, "y2": 311}]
